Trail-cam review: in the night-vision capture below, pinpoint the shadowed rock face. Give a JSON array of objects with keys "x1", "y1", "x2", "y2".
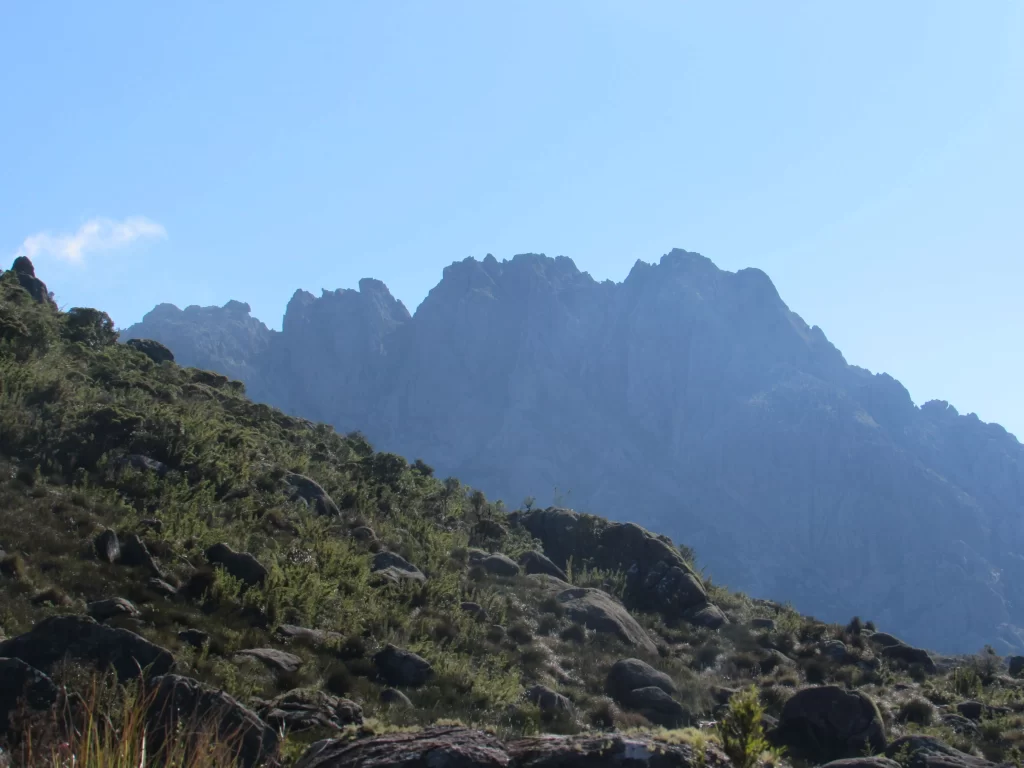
[{"x1": 123, "y1": 250, "x2": 1024, "y2": 654}]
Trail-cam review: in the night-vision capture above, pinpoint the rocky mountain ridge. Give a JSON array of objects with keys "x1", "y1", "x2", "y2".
[{"x1": 122, "y1": 249, "x2": 1024, "y2": 654}]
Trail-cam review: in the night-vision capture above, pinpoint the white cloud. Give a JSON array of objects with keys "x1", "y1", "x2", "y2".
[{"x1": 19, "y1": 216, "x2": 167, "y2": 265}]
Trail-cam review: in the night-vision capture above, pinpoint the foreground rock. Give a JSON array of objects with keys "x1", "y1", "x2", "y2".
[
  {"x1": 295, "y1": 726, "x2": 733, "y2": 768},
  {"x1": 774, "y1": 685, "x2": 886, "y2": 762},
  {"x1": 556, "y1": 587, "x2": 658, "y2": 654},
  {"x1": 206, "y1": 543, "x2": 268, "y2": 586},
  {"x1": 147, "y1": 674, "x2": 277, "y2": 768},
  {"x1": 621, "y1": 686, "x2": 689, "y2": 727},
  {"x1": 884, "y1": 736, "x2": 1002, "y2": 768},
  {"x1": 257, "y1": 689, "x2": 362, "y2": 732},
  {"x1": 0, "y1": 658, "x2": 58, "y2": 737},
  {"x1": 373, "y1": 644, "x2": 433, "y2": 687},
  {"x1": 0, "y1": 615, "x2": 173, "y2": 682}
]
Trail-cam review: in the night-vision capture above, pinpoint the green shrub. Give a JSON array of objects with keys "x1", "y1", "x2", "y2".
[{"x1": 718, "y1": 686, "x2": 777, "y2": 768}]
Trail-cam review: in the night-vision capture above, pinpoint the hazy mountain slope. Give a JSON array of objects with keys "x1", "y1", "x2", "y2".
[{"x1": 123, "y1": 249, "x2": 1024, "y2": 653}]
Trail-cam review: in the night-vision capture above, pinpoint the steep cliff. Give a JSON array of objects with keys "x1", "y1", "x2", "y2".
[{"x1": 123, "y1": 249, "x2": 1024, "y2": 653}]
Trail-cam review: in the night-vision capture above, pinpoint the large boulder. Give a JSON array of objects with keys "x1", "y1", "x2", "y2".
[
  {"x1": 519, "y1": 551, "x2": 567, "y2": 581},
  {"x1": 621, "y1": 686, "x2": 689, "y2": 728},
  {"x1": 257, "y1": 689, "x2": 362, "y2": 732},
  {"x1": 296, "y1": 726, "x2": 509, "y2": 768},
  {"x1": 1009, "y1": 655, "x2": 1024, "y2": 677},
  {"x1": 206, "y1": 543, "x2": 268, "y2": 586},
  {"x1": 373, "y1": 644, "x2": 433, "y2": 687},
  {"x1": 881, "y1": 642, "x2": 938, "y2": 674},
  {"x1": 0, "y1": 658, "x2": 58, "y2": 738},
  {"x1": 481, "y1": 553, "x2": 520, "y2": 577},
  {"x1": 0, "y1": 615, "x2": 173, "y2": 682},
  {"x1": 284, "y1": 473, "x2": 340, "y2": 517},
  {"x1": 126, "y1": 338, "x2": 175, "y2": 364},
  {"x1": 775, "y1": 685, "x2": 886, "y2": 762},
  {"x1": 94, "y1": 527, "x2": 120, "y2": 563},
  {"x1": 514, "y1": 510, "x2": 713, "y2": 621},
  {"x1": 147, "y1": 674, "x2": 277, "y2": 768},
  {"x1": 371, "y1": 551, "x2": 426, "y2": 585},
  {"x1": 120, "y1": 533, "x2": 164, "y2": 577},
  {"x1": 606, "y1": 658, "x2": 677, "y2": 701},
  {"x1": 556, "y1": 587, "x2": 657, "y2": 654},
  {"x1": 524, "y1": 685, "x2": 573, "y2": 720}
]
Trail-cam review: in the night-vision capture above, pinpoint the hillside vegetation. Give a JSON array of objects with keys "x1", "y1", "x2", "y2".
[
  {"x1": 122, "y1": 250, "x2": 1024, "y2": 656},
  {"x1": 3, "y1": 255, "x2": 1024, "y2": 767}
]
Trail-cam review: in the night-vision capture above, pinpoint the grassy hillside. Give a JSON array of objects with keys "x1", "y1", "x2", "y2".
[{"x1": 3, "y1": 256, "x2": 1024, "y2": 766}]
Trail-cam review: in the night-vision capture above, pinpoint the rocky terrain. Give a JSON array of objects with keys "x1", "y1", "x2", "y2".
[
  {"x1": 122, "y1": 250, "x2": 1024, "y2": 655},
  {"x1": 4, "y1": 256, "x2": 1024, "y2": 765}
]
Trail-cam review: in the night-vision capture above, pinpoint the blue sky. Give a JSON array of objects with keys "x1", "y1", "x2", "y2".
[{"x1": 2, "y1": 2, "x2": 1022, "y2": 436}]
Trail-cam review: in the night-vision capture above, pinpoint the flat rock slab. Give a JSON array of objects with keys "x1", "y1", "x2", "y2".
[{"x1": 235, "y1": 648, "x2": 304, "y2": 674}]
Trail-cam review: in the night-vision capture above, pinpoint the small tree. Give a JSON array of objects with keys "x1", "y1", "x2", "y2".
[{"x1": 718, "y1": 686, "x2": 777, "y2": 768}]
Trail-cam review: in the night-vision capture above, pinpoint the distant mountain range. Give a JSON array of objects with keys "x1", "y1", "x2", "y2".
[{"x1": 123, "y1": 249, "x2": 1024, "y2": 654}]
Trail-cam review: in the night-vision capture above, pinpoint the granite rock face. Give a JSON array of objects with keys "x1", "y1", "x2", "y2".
[{"x1": 123, "y1": 250, "x2": 1024, "y2": 653}]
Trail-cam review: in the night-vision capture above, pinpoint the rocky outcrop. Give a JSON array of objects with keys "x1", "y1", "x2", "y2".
[
  {"x1": 295, "y1": 726, "x2": 732, "y2": 768},
  {"x1": 556, "y1": 587, "x2": 657, "y2": 654},
  {"x1": 774, "y1": 685, "x2": 886, "y2": 763},
  {"x1": 256, "y1": 689, "x2": 362, "y2": 732},
  {"x1": 124, "y1": 250, "x2": 1024, "y2": 653},
  {"x1": 881, "y1": 642, "x2": 938, "y2": 673},
  {"x1": 125, "y1": 338, "x2": 175, "y2": 364},
  {"x1": 884, "y1": 736, "x2": 1003, "y2": 768},
  {"x1": 0, "y1": 615, "x2": 173, "y2": 682},
  {"x1": 10, "y1": 257, "x2": 54, "y2": 305},
  {"x1": 87, "y1": 597, "x2": 140, "y2": 621}
]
